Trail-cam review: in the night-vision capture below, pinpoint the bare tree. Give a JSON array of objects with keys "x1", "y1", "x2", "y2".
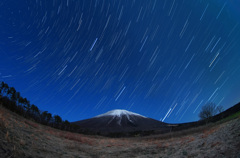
[{"x1": 199, "y1": 103, "x2": 220, "y2": 120}]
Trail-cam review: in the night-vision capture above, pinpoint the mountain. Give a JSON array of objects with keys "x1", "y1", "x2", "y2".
[{"x1": 72, "y1": 109, "x2": 169, "y2": 136}]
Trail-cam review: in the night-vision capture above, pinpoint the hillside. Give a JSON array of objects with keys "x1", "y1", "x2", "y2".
[{"x1": 0, "y1": 104, "x2": 240, "y2": 158}]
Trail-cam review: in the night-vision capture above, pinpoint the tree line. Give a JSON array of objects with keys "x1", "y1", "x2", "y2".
[{"x1": 0, "y1": 81, "x2": 79, "y2": 132}]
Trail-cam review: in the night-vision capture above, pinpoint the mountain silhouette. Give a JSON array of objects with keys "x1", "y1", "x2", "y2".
[{"x1": 73, "y1": 109, "x2": 168, "y2": 135}]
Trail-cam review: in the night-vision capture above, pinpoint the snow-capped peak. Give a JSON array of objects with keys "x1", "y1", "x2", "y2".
[{"x1": 95, "y1": 109, "x2": 146, "y2": 118}]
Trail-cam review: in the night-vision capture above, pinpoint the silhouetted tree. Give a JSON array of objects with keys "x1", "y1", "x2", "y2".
[
  {"x1": 0, "y1": 81, "x2": 75, "y2": 133},
  {"x1": 16, "y1": 104, "x2": 25, "y2": 116},
  {"x1": 29, "y1": 104, "x2": 40, "y2": 120},
  {"x1": 18, "y1": 96, "x2": 24, "y2": 106},
  {"x1": 8, "y1": 87, "x2": 17, "y2": 101},
  {"x1": 41, "y1": 111, "x2": 49, "y2": 124},
  {"x1": 31, "y1": 104, "x2": 39, "y2": 114},
  {"x1": 15, "y1": 92, "x2": 21, "y2": 104},
  {"x1": 46, "y1": 113, "x2": 52, "y2": 124},
  {"x1": 54, "y1": 115, "x2": 62, "y2": 128},
  {"x1": 1, "y1": 82, "x2": 9, "y2": 96},
  {"x1": 40, "y1": 111, "x2": 52, "y2": 125},
  {"x1": 7, "y1": 87, "x2": 14, "y2": 98},
  {"x1": 0, "y1": 81, "x2": 4, "y2": 95},
  {"x1": 23, "y1": 98, "x2": 31, "y2": 115},
  {"x1": 199, "y1": 103, "x2": 222, "y2": 121},
  {"x1": 63, "y1": 120, "x2": 71, "y2": 130}
]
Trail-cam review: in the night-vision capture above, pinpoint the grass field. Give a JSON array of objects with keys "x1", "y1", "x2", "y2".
[{"x1": 0, "y1": 105, "x2": 240, "y2": 158}]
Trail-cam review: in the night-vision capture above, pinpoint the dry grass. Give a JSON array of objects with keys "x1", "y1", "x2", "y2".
[
  {"x1": 0, "y1": 105, "x2": 240, "y2": 158},
  {"x1": 24, "y1": 120, "x2": 39, "y2": 129}
]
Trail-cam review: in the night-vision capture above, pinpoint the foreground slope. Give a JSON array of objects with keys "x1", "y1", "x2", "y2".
[{"x1": 0, "y1": 105, "x2": 240, "y2": 158}]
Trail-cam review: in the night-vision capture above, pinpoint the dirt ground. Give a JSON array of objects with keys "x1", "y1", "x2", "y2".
[{"x1": 0, "y1": 105, "x2": 240, "y2": 158}]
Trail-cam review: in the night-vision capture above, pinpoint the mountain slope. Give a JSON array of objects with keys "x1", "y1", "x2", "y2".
[{"x1": 72, "y1": 109, "x2": 169, "y2": 135}]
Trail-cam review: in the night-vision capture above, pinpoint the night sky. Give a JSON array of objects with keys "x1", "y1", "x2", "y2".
[{"x1": 1, "y1": 0, "x2": 240, "y2": 123}]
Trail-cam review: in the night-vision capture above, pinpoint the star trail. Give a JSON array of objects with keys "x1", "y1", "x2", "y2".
[{"x1": 0, "y1": 0, "x2": 240, "y2": 123}]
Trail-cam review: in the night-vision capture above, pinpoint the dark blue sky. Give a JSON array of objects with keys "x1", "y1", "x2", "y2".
[{"x1": 1, "y1": 0, "x2": 240, "y2": 123}]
